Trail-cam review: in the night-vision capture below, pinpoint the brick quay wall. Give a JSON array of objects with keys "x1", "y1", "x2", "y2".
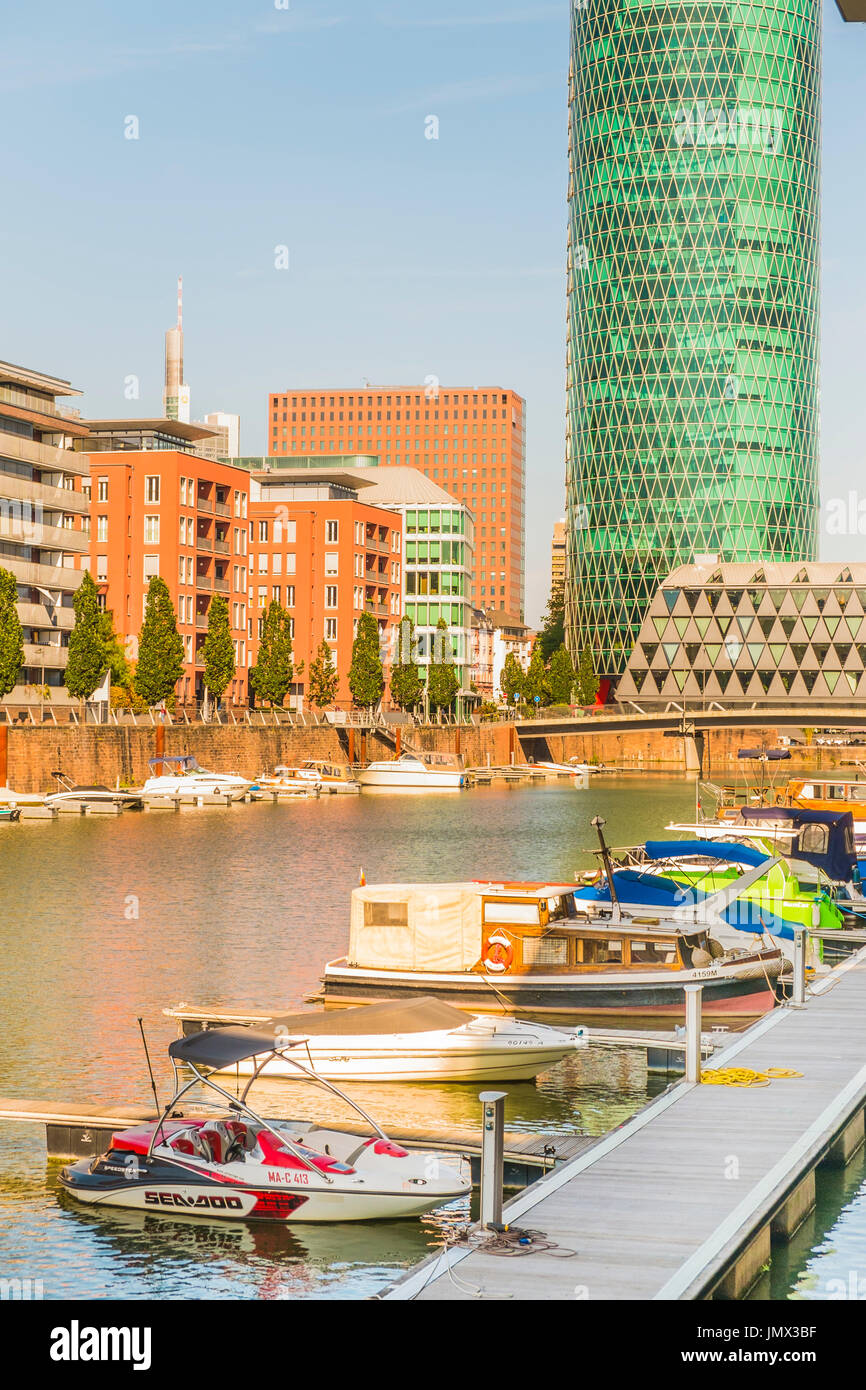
[{"x1": 0, "y1": 721, "x2": 848, "y2": 794}]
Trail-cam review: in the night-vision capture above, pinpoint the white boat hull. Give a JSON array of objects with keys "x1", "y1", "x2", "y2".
[
  {"x1": 215, "y1": 1024, "x2": 581, "y2": 1083},
  {"x1": 358, "y1": 769, "x2": 466, "y2": 789}
]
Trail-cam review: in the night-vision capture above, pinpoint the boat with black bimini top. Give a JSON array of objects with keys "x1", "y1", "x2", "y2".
[{"x1": 58, "y1": 1028, "x2": 469, "y2": 1223}]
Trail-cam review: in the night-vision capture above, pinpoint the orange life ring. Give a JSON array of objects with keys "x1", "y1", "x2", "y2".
[{"x1": 483, "y1": 933, "x2": 514, "y2": 973}]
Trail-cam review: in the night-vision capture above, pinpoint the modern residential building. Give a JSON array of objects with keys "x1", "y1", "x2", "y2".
[
  {"x1": 334, "y1": 467, "x2": 474, "y2": 698},
  {"x1": 551, "y1": 519, "x2": 566, "y2": 592},
  {"x1": 266, "y1": 386, "x2": 526, "y2": 618},
  {"x1": 246, "y1": 469, "x2": 402, "y2": 709},
  {"x1": 0, "y1": 359, "x2": 90, "y2": 707},
  {"x1": 565, "y1": 2, "x2": 821, "y2": 681},
  {"x1": 616, "y1": 563, "x2": 866, "y2": 710},
  {"x1": 86, "y1": 439, "x2": 251, "y2": 708}
]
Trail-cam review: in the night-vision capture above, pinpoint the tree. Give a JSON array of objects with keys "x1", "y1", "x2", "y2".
[
  {"x1": 574, "y1": 645, "x2": 600, "y2": 706},
  {"x1": 348, "y1": 611, "x2": 384, "y2": 708},
  {"x1": 427, "y1": 618, "x2": 460, "y2": 712},
  {"x1": 202, "y1": 594, "x2": 236, "y2": 711},
  {"x1": 308, "y1": 639, "x2": 340, "y2": 710},
  {"x1": 99, "y1": 609, "x2": 132, "y2": 689},
  {"x1": 250, "y1": 600, "x2": 294, "y2": 707},
  {"x1": 522, "y1": 645, "x2": 551, "y2": 708},
  {"x1": 389, "y1": 617, "x2": 423, "y2": 710},
  {"x1": 548, "y1": 643, "x2": 576, "y2": 705},
  {"x1": 65, "y1": 571, "x2": 107, "y2": 704},
  {"x1": 499, "y1": 651, "x2": 524, "y2": 704},
  {"x1": 134, "y1": 576, "x2": 185, "y2": 708},
  {"x1": 537, "y1": 577, "x2": 565, "y2": 663},
  {"x1": 0, "y1": 566, "x2": 24, "y2": 700}
]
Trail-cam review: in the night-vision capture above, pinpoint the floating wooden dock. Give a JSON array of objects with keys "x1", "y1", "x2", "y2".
[{"x1": 386, "y1": 946, "x2": 866, "y2": 1300}]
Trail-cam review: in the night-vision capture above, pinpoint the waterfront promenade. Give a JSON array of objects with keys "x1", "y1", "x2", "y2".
[{"x1": 387, "y1": 949, "x2": 866, "y2": 1301}]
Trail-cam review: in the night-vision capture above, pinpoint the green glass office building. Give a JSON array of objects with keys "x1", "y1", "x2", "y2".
[{"x1": 565, "y1": 0, "x2": 821, "y2": 679}]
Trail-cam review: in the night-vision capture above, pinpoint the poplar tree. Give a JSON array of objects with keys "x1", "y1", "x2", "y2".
[
  {"x1": 522, "y1": 645, "x2": 551, "y2": 708},
  {"x1": 308, "y1": 639, "x2": 340, "y2": 709},
  {"x1": 250, "y1": 599, "x2": 293, "y2": 707},
  {"x1": 548, "y1": 643, "x2": 576, "y2": 705},
  {"x1": 202, "y1": 594, "x2": 236, "y2": 708},
  {"x1": 427, "y1": 617, "x2": 459, "y2": 712},
  {"x1": 389, "y1": 617, "x2": 423, "y2": 710},
  {"x1": 134, "y1": 576, "x2": 185, "y2": 707},
  {"x1": 348, "y1": 611, "x2": 384, "y2": 708},
  {"x1": 65, "y1": 571, "x2": 107, "y2": 703},
  {"x1": 574, "y1": 645, "x2": 600, "y2": 706},
  {"x1": 499, "y1": 651, "x2": 523, "y2": 705},
  {"x1": 0, "y1": 566, "x2": 24, "y2": 700}
]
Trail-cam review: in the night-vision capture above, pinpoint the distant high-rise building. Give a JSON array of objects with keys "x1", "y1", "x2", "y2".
[
  {"x1": 551, "y1": 518, "x2": 566, "y2": 593},
  {"x1": 163, "y1": 276, "x2": 190, "y2": 423},
  {"x1": 195, "y1": 412, "x2": 241, "y2": 462},
  {"x1": 565, "y1": 2, "x2": 821, "y2": 680},
  {"x1": 267, "y1": 385, "x2": 526, "y2": 619}
]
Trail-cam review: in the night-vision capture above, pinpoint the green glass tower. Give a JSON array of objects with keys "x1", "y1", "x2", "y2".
[{"x1": 565, "y1": 0, "x2": 821, "y2": 679}]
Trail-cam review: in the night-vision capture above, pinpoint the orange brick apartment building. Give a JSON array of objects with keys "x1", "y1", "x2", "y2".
[
  {"x1": 88, "y1": 449, "x2": 251, "y2": 707},
  {"x1": 266, "y1": 386, "x2": 525, "y2": 618},
  {"x1": 247, "y1": 470, "x2": 402, "y2": 708}
]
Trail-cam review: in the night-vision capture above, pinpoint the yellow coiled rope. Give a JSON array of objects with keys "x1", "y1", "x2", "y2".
[{"x1": 701, "y1": 1066, "x2": 803, "y2": 1087}]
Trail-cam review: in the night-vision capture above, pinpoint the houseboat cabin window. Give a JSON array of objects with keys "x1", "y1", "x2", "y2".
[
  {"x1": 800, "y1": 785, "x2": 814, "y2": 798},
  {"x1": 522, "y1": 937, "x2": 568, "y2": 967},
  {"x1": 847, "y1": 784, "x2": 866, "y2": 801},
  {"x1": 364, "y1": 901, "x2": 409, "y2": 927},
  {"x1": 579, "y1": 938, "x2": 623, "y2": 965},
  {"x1": 629, "y1": 939, "x2": 678, "y2": 966},
  {"x1": 800, "y1": 823, "x2": 829, "y2": 855},
  {"x1": 546, "y1": 895, "x2": 577, "y2": 921},
  {"x1": 825, "y1": 784, "x2": 847, "y2": 801},
  {"x1": 483, "y1": 901, "x2": 540, "y2": 925}
]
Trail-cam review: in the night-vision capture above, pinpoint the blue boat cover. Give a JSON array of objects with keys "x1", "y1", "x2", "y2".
[
  {"x1": 732, "y1": 806, "x2": 857, "y2": 885},
  {"x1": 575, "y1": 868, "x2": 796, "y2": 939},
  {"x1": 645, "y1": 839, "x2": 769, "y2": 869}
]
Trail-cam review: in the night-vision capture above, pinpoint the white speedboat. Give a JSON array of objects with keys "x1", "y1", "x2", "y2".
[
  {"x1": 44, "y1": 773, "x2": 142, "y2": 813},
  {"x1": 59, "y1": 1027, "x2": 469, "y2": 1223},
  {"x1": 358, "y1": 753, "x2": 467, "y2": 790},
  {"x1": 253, "y1": 766, "x2": 322, "y2": 797},
  {"x1": 165, "y1": 997, "x2": 583, "y2": 1082},
  {"x1": 141, "y1": 755, "x2": 251, "y2": 803}
]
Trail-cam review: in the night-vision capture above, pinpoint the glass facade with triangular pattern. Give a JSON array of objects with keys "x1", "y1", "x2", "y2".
[{"x1": 565, "y1": 0, "x2": 821, "y2": 678}]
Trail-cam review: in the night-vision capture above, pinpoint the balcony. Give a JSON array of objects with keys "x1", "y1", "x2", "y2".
[
  {"x1": 196, "y1": 574, "x2": 212, "y2": 592},
  {"x1": 365, "y1": 600, "x2": 388, "y2": 617},
  {"x1": 214, "y1": 577, "x2": 229, "y2": 594},
  {"x1": 196, "y1": 495, "x2": 213, "y2": 514},
  {"x1": 215, "y1": 500, "x2": 230, "y2": 518},
  {"x1": 24, "y1": 641, "x2": 68, "y2": 670},
  {"x1": 18, "y1": 602, "x2": 75, "y2": 631},
  {"x1": 214, "y1": 538, "x2": 229, "y2": 554},
  {"x1": 0, "y1": 433, "x2": 90, "y2": 477},
  {"x1": 0, "y1": 471, "x2": 90, "y2": 515},
  {"x1": 4, "y1": 558, "x2": 84, "y2": 593},
  {"x1": 0, "y1": 514, "x2": 89, "y2": 553},
  {"x1": 195, "y1": 535, "x2": 213, "y2": 552},
  {"x1": 365, "y1": 535, "x2": 390, "y2": 555}
]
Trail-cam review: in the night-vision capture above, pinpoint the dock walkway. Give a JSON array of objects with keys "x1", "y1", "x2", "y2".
[{"x1": 387, "y1": 948, "x2": 866, "y2": 1300}]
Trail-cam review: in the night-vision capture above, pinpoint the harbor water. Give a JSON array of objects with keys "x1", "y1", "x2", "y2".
[{"x1": 0, "y1": 776, "x2": 863, "y2": 1299}]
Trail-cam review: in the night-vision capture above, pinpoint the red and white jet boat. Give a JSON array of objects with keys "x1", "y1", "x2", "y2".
[{"x1": 58, "y1": 1026, "x2": 470, "y2": 1223}]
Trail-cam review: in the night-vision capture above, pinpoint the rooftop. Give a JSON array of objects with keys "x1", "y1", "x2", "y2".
[
  {"x1": 0, "y1": 360, "x2": 82, "y2": 397},
  {"x1": 84, "y1": 418, "x2": 217, "y2": 442},
  {"x1": 343, "y1": 466, "x2": 462, "y2": 508},
  {"x1": 661, "y1": 562, "x2": 866, "y2": 588}
]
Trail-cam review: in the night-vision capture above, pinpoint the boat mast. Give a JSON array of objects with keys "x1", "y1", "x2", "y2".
[{"x1": 592, "y1": 816, "x2": 621, "y2": 923}]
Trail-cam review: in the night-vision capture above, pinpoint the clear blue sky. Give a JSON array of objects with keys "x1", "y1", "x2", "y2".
[{"x1": 3, "y1": 1, "x2": 865, "y2": 624}]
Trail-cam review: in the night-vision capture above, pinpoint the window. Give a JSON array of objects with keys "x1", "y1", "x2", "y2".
[
  {"x1": 258, "y1": 520, "x2": 268, "y2": 542},
  {"x1": 144, "y1": 516, "x2": 160, "y2": 543},
  {"x1": 364, "y1": 900, "x2": 408, "y2": 927},
  {"x1": 325, "y1": 585, "x2": 338, "y2": 608},
  {"x1": 522, "y1": 938, "x2": 568, "y2": 967},
  {"x1": 143, "y1": 555, "x2": 159, "y2": 580},
  {"x1": 286, "y1": 586, "x2": 295, "y2": 607},
  {"x1": 326, "y1": 520, "x2": 339, "y2": 543},
  {"x1": 325, "y1": 617, "x2": 337, "y2": 640},
  {"x1": 258, "y1": 554, "x2": 268, "y2": 574},
  {"x1": 580, "y1": 938, "x2": 623, "y2": 965},
  {"x1": 272, "y1": 553, "x2": 282, "y2": 575},
  {"x1": 325, "y1": 553, "x2": 338, "y2": 576},
  {"x1": 145, "y1": 475, "x2": 160, "y2": 503},
  {"x1": 180, "y1": 477, "x2": 188, "y2": 503},
  {"x1": 97, "y1": 478, "x2": 108, "y2": 502},
  {"x1": 800, "y1": 824, "x2": 829, "y2": 856},
  {"x1": 272, "y1": 585, "x2": 281, "y2": 603},
  {"x1": 630, "y1": 940, "x2": 678, "y2": 966},
  {"x1": 97, "y1": 516, "x2": 108, "y2": 542},
  {"x1": 96, "y1": 555, "x2": 108, "y2": 582}
]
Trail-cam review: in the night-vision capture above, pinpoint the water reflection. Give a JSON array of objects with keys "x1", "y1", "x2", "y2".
[{"x1": 0, "y1": 778, "x2": 692, "y2": 1297}]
